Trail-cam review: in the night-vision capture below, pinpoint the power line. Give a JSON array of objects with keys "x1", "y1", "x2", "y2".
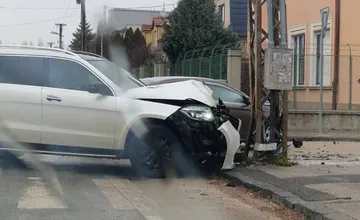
[
  {"x1": 0, "y1": 3, "x2": 176, "y2": 28},
  {"x1": 58, "y1": 0, "x2": 69, "y2": 22},
  {"x1": 0, "y1": 12, "x2": 77, "y2": 28},
  {"x1": 0, "y1": 3, "x2": 176, "y2": 10}
]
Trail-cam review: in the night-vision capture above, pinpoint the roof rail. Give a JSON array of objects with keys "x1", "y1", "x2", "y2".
[
  {"x1": 0, "y1": 45, "x2": 78, "y2": 57},
  {"x1": 70, "y1": 50, "x2": 104, "y2": 59}
]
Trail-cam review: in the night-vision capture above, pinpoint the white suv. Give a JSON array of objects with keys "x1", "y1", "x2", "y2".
[{"x1": 0, "y1": 45, "x2": 240, "y2": 177}]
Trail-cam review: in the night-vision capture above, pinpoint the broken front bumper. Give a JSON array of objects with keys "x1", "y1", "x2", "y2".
[
  {"x1": 165, "y1": 107, "x2": 241, "y2": 170},
  {"x1": 218, "y1": 120, "x2": 241, "y2": 170}
]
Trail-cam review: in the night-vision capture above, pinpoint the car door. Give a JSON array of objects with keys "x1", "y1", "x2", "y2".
[
  {"x1": 204, "y1": 82, "x2": 252, "y2": 141},
  {"x1": 41, "y1": 57, "x2": 117, "y2": 149},
  {"x1": 0, "y1": 55, "x2": 44, "y2": 143}
]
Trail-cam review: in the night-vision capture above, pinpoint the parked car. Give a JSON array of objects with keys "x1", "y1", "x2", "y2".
[
  {"x1": 141, "y1": 76, "x2": 270, "y2": 144},
  {"x1": 0, "y1": 46, "x2": 241, "y2": 178}
]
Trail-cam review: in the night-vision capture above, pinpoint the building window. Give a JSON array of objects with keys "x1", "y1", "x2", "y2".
[
  {"x1": 292, "y1": 34, "x2": 305, "y2": 86},
  {"x1": 310, "y1": 20, "x2": 331, "y2": 86},
  {"x1": 218, "y1": 4, "x2": 225, "y2": 22},
  {"x1": 313, "y1": 29, "x2": 331, "y2": 86}
]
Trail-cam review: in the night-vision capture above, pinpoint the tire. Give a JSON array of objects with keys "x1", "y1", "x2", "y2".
[
  {"x1": 126, "y1": 123, "x2": 191, "y2": 179},
  {"x1": 0, "y1": 142, "x2": 23, "y2": 160}
]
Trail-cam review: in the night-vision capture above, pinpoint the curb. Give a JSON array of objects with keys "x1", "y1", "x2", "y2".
[
  {"x1": 218, "y1": 170, "x2": 357, "y2": 220},
  {"x1": 289, "y1": 135, "x2": 360, "y2": 142}
]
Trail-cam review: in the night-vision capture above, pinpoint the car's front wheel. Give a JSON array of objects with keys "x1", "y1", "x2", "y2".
[{"x1": 127, "y1": 123, "x2": 192, "y2": 178}]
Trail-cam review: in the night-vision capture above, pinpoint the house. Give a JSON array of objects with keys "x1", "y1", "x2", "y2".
[
  {"x1": 141, "y1": 17, "x2": 169, "y2": 47},
  {"x1": 108, "y1": 8, "x2": 169, "y2": 33},
  {"x1": 214, "y1": 0, "x2": 248, "y2": 38},
  {"x1": 262, "y1": 0, "x2": 359, "y2": 109}
]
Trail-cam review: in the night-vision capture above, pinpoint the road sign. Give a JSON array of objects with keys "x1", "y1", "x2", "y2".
[{"x1": 320, "y1": 7, "x2": 329, "y2": 38}]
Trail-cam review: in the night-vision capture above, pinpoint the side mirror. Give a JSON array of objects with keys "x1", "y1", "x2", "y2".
[
  {"x1": 86, "y1": 83, "x2": 110, "y2": 96},
  {"x1": 243, "y1": 96, "x2": 251, "y2": 105}
]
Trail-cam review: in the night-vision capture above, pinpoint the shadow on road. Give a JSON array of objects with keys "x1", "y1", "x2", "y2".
[{"x1": 0, "y1": 153, "x2": 211, "y2": 180}]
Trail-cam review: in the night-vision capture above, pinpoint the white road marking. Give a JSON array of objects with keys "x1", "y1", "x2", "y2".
[
  {"x1": 146, "y1": 216, "x2": 163, "y2": 220},
  {"x1": 107, "y1": 179, "x2": 162, "y2": 220},
  {"x1": 93, "y1": 179, "x2": 134, "y2": 210},
  {"x1": 18, "y1": 177, "x2": 67, "y2": 209}
]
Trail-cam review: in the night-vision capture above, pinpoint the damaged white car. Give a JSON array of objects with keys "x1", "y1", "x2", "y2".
[{"x1": 0, "y1": 46, "x2": 241, "y2": 178}]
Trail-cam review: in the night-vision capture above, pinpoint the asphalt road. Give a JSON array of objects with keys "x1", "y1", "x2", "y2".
[{"x1": 0, "y1": 153, "x2": 303, "y2": 220}]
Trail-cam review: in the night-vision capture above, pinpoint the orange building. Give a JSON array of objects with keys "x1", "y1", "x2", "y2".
[{"x1": 262, "y1": 0, "x2": 360, "y2": 109}]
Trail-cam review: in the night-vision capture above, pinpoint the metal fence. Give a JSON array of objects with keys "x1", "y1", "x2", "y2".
[
  {"x1": 290, "y1": 53, "x2": 360, "y2": 110},
  {"x1": 132, "y1": 41, "x2": 245, "y2": 79},
  {"x1": 168, "y1": 41, "x2": 244, "y2": 79}
]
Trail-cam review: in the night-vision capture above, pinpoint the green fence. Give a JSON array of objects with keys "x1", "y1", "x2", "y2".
[{"x1": 168, "y1": 41, "x2": 244, "y2": 79}]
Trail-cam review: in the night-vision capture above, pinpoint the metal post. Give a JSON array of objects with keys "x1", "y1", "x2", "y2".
[
  {"x1": 347, "y1": 43, "x2": 353, "y2": 110},
  {"x1": 81, "y1": 0, "x2": 86, "y2": 51},
  {"x1": 318, "y1": 8, "x2": 329, "y2": 134}
]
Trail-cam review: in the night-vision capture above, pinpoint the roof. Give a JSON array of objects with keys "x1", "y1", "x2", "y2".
[
  {"x1": 108, "y1": 8, "x2": 170, "y2": 31},
  {"x1": 153, "y1": 17, "x2": 169, "y2": 26},
  {"x1": 141, "y1": 24, "x2": 152, "y2": 31}
]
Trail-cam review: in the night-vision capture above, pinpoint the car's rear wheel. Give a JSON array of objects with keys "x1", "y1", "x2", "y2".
[{"x1": 127, "y1": 123, "x2": 192, "y2": 179}]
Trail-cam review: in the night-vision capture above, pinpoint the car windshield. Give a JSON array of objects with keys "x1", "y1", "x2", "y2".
[{"x1": 86, "y1": 59, "x2": 145, "y2": 90}]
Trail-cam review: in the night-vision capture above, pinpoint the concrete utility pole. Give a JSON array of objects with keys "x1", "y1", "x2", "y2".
[
  {"x1": 246, "y1": 0, "x2": 292, "y2": 158},
  {"x1": 76, "y1": 0, "x2": 86, "y2": 51},
  {"x1": 47, "y1": 42, "x2": 55, "y2": 48},
  {"x1": 101, "y1": 5, "x2": 106, "y2": 56},
  {"x1": 55, "y1": 23, "x2": 66, "y2": 49}
]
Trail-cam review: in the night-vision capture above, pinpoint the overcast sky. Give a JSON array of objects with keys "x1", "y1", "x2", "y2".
[{"x1": 0, "y1": 0, "x2": 178, "y2": 47}]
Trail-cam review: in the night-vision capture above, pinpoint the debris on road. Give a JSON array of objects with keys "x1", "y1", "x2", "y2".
[{"x1": 209, "y1": 177, "x2": 306, "y2": 220}]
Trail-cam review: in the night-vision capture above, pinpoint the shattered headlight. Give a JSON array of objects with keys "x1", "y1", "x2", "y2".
[{"x1": 180, "y1": 106, "x2": 215, "y2": 122}]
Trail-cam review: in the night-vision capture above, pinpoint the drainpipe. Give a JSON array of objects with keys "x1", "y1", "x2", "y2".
[
  {"x1": 347, "y1": 43, "x2": 352, "y2": 110},
  {"x1": 332, "y1": 0, "x2": 341, "y2": 110}
]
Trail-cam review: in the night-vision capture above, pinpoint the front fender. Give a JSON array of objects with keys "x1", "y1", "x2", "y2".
[{"x1": 114, "y1": 98, "x2": 180, "y2": 150}]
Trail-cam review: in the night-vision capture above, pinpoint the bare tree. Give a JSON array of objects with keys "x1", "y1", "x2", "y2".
[
  {"x1": 29, "y1": 42, "x2": 34, "y2": 46},
  {"x1": 38, "y1": 38, "x2": 44, "y2": 47},
  {"x1": 21, "y1": 41, "x2": 28, "y2": 45}
]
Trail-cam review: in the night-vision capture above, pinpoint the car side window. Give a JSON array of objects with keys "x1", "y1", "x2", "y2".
[
  {"x1": 0, "y1": 56, "x2": 46, "y2": 86},
  {"x1": 47, "y1": 58, "x2": 112, "y2": 95},
  {"x1": 205, "y1": 83, "x2": 244, "y2": 103}
]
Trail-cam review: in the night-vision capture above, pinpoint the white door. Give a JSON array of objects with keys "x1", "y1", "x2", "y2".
[
  {"x1": 0, "y1": 55, "x2": 44, "y2": 143},
  {"x1": 41, "y1": 58, "x2": 117, "y2": 149}
]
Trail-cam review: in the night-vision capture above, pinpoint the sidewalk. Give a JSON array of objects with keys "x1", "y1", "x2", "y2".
[{"x1": 222, "y1": 141, "x2": 360, "y2": 220}]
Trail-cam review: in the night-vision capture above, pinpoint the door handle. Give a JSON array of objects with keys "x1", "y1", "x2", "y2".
[{"x1": 46, "y1": 95, "x2": 62, "y2": 102}]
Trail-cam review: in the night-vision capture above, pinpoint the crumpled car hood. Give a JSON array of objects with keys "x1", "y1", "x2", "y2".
[{"x1": 125, "y1": 80, "x2": 216, "y2": 107}]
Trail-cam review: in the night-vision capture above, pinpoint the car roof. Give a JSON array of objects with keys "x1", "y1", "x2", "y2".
[{"x1": 0, "y1": 45, "x2": 104, "y2": 61}]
